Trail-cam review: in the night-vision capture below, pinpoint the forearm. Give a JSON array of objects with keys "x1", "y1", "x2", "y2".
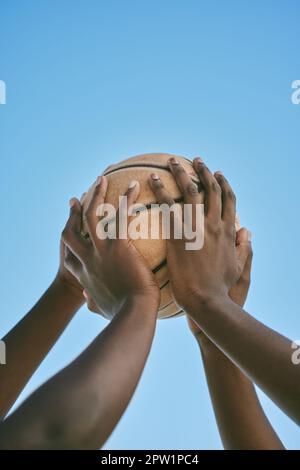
[
  {"x1": 0, "y1": 296, "x2": 157, "y2": 449},
  {"x1": 189, "y1": 296, "x2": 300, "y2": 425},
  {"x1": 197, "y1": 334, "x2": 284, "y2": 449},
  {"x1": 0, "y1": 276, "x2": 84, "y2": 417}
]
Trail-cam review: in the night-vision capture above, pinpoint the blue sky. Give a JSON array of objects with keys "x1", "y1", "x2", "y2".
[{"x1": 1, "y1": 0, "x2": 300, "y2": 449}]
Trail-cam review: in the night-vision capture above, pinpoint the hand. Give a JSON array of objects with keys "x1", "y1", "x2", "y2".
[
  {"x1": 56, "y1": 240, "x2": 84, "y2": 301},
  {"x1": 187, "y1": 227, "x2": 252, "y2": 338},
  {"x1": 149, "y1": 157, "x2": 249, "y2": 315},
  {"x1": 62, "y1": 176, "x2": 160, "y2": 319}
]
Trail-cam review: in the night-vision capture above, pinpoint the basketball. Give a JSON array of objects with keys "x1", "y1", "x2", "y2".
[{"x1": 82, "y1": 153, "x2": 203, "y2": 319}]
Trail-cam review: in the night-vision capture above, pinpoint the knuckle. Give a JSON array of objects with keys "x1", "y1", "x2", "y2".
[
  {"x1": 155, "y1": 179, "x2": 165, "y2": 189},
  {"x1": 184, "y1": 182, "x2": 198, "y2": 197},
  {"x1": 175, "y1": 164, "x2": 185, "y2": 174},
  {"x1": 207, "y1": 222, "x2": 222, "y2": 237}
]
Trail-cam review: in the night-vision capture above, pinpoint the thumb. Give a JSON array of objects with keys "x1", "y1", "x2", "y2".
[{"x1": 236, "y1": 228, "x2": 252, "y2": 276}]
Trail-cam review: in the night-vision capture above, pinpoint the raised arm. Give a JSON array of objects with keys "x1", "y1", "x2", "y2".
[
  {"x1": 0, "y1": 242, "x2": 85, "y2": 418},
  {"x1": 149, "y1": 157, "x2": 300, "y2": 426},
  {"x1": 187, "y1": 230, "x2": 283, "y2": 449},
  {"x1": 0, "y1": 177, "x2": 160, "y2": 449}
]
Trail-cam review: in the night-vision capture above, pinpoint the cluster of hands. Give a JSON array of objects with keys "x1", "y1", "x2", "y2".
[
  {"x1": 62, "y1": 156, "x2": 251, "y2": 320},
  {"x1": 0, "y1": 157, "x2": 299, "y2": 450}
]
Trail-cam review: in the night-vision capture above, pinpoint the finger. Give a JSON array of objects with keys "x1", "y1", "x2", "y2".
[
  {"x1": 168, "y1": 157, "x2": 201, "y2": 204},
  {"x1": 69, "y1": 198, "x2": 82, "y2": 232},
  {"x1": 236, "y1": 226, "x2": 248, "y2": 245},
  {"x1": 83, "y1": 175, "x2": 108, "y2": 243},
  {"x1": 115, "y1": 180, "x2": 140, "y2": 239},
  {"x1": 149, "y1": 173, "x2": 182, "y2": 241},
  {"x1": 80, "y1": 192, "x2": 87, "y2": 204},
  {"x1": 235, "y1": 213, "x2": 241, "y2": 231},
  {"x1": 149, "y1": 173, "x2": 176, "y2": 206},
  {"x1": 193, "y1": 157, "x2": 222, "y2": 220},
  {"x1": 62, "y1": 198, "x2": 87, "y2": 261},
  {"x1": 214, "y1": 171, "x2": 236, "y2": 224},
  {"x1": 64, "y1": 245, "x2": 82, "y2": 278},
  {"x1": 238, "y1": 230, "x2": 253, "y2": 283},
  {"x1": 236, "y1": 228, "x2": 252, "y2": 278}
]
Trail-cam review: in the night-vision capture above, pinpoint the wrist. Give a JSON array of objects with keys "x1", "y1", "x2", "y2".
[
  {"x1": 118, "y1": 293, "x2": 159, "y2": 321},
  {"x1": 53, "y1": 275, "x2": 85, "y2": 308},
  {"x1": 185, "y1": 291, "x2": 232, "y2": 317}
]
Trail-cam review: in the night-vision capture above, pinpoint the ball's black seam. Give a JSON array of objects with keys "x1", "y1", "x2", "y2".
[
  {"x1": 152, "y1": 258, "x2": 167, "y2": 274},
  {"x1": 103, "y1": 156, "x2": 194, "y2": 176},
  {"x1": 104, "y1": 163, "x2": 172, "y2": 175},
  {"x1": 103, "y1": 162, "x2": 201, "y2": 186},
  {"x1": 159, "y1": 279, "x2": 170, "y2": 290}
]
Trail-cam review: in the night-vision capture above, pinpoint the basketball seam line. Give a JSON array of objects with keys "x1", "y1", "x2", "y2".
[{"x1": 103, "y1": 162, "x2": 200, "y2": 185}]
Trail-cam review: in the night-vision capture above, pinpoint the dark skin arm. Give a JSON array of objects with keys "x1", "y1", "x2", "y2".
[
  {"x1": 0, "y1": 177, "x2": 160, "y2": 449},
  {"x1": 0, "y1": 242, "x2": 85, "y2": 418},
  {"x1": 188, "y1": 229, "x2": 283, "y2": 449},
  {"x1": 149, "y1": 157, "x2": 300, "y2": 426}
]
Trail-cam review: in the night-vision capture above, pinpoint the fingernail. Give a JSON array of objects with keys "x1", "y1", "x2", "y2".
[
  {"x1": 96, "y1": 175, "x2": 102, "y2": 186},
  {"x1": 169, "y1": 157, "x2": 179, "y2": 165},
  {"x1": 69, "y1": 198, "x2": 76, "y2": 207},
  {"x1": 83, "y1": 289, "x2": 88, "y2": 300},
  {"x1": 215, "y1": 171, "x2": 223, "y2": 176},
  {"x1": 194, "y1": 156, "x2": 203, "y2": 164},
  {"x1": 248, "y1": 231, "x2": 252, "y2": 241},
  {"x1": 151, "y1": 173, "x2": 160, "y2": 180},
  {"x1": 129, "y1": 180, "x2": 138, "y2": 189}
]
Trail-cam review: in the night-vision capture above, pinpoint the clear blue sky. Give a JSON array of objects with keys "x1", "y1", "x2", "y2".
[{"x1": 1, "y1": 0, "x2": 299, "y2": 449}]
